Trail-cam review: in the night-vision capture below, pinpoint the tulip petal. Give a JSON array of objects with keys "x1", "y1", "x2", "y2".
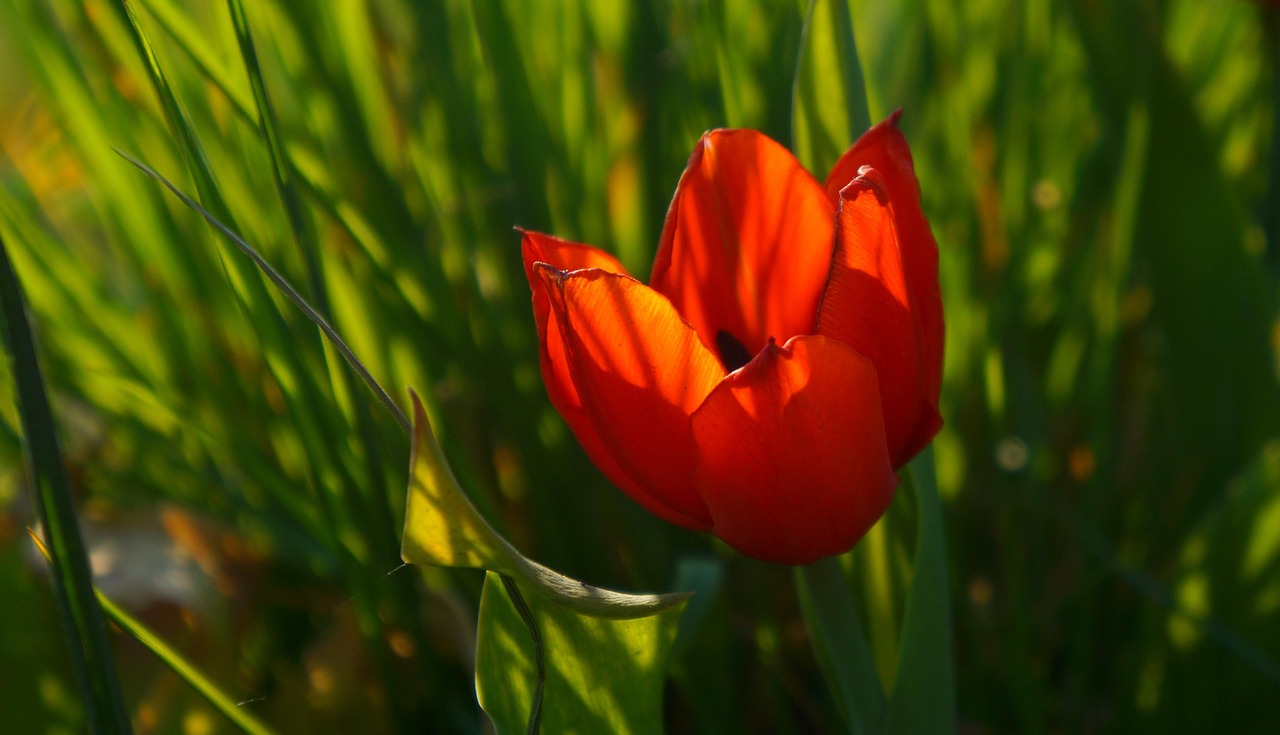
[
  {"x1": 520, "y1": 228, "x2": 631, "y2": 280},
  {"x1": 521, "y1": 229, "x2": 631, "y2": 456},
  {"x1": 534, "y1": 264, "x2": 724, "y2": 529},
  {"x1": 690, "y1": 336, "x2": 896, "y2": 565},
  {"x1": 824, "y1": 111, "x2": 916, "y2": 203},
  {"x1": 824, "y1": 112, "x2": 944, "y2": 456},
  {"x1": 522, "y1": 231, "x2": 697, "y2": 527},
  {"x1": 650, "y1": 130, "x2": 835, "y2": 368},
  {"x1": 816, "y1": 170, "x2": 941, "y2": 466}
]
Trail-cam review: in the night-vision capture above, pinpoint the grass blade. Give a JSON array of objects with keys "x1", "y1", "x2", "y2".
[
  {"x1": 0, "y1": 230, "x2": 132, "y2": 734},
  {"x1": 225, "y1": 0, "x2": 324, "y2": 313},
  {"x1": 113, "y1": 149, "x2": 410, "y2": 436},
  {"x1": 97, "y1": 596, "x2": 277, "y2": 735},
  {"x1": 792, "y1": 0, "x2": 872, "y2": 172},
  {"x1": 225, "y1": 0, "x2": 401, "y2": 547},
  {"x1": 28, "y1": 531, "x2": 280, "y2": 735}
]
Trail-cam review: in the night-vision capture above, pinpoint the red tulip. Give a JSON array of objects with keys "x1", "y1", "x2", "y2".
[{"x1": 521, "y1": 111, "x2": 943, "y2": 565}]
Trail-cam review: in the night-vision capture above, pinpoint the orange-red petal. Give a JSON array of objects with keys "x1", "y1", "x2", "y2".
[
  {"x1": 824, "y1": 111, "x2": 918, "y2": 204},
  {"x1": 650, "y1": 129, "x2": 835, "y2": 366},
  {"x1": 523, "y1": 230, "x2": 667, "y2": 519},
  {"x1": 690, "y1": 336, "x2": 896, "y2": 565},
  {"x1": 534, "y1": 264, "x2": 724, "y2": 529},
  {"x1": 824, "y1": 112, "x2": 944, "y2": 458},
  {"x1": 520, "y1": 228, "x2": 630, "y2": 279},
  {"x1": 816, "y1": 170, "x2": 941, "y2": 466},
  {"x1": 521, "y1": 229, "x2": 631, "y2": 442}
]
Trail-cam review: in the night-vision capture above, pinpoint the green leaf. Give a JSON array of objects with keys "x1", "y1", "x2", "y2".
[
  {"x1": 475, "y1": 571, "x2": 686, "y2": 735},
  {"x1": 796, "y1": 555, "x2": 885, "y2": 735},
  {"x1": 792, "y1": 0, "x2": 871, "y2": 174},
  {"x1": 400, "y1": 392, "x2": 513, "y2": 570},
  {"x1": 400, "y1": 392, "x2": 689, "y2": 732},
  {"x1": 0, "y1": 230, "x2": 132, "y2": 734},
  {"x1": 883, "y1": 447, "x2": 956, "y2": 734},
  {"x1": 846, "y1": 490, "x2": 915, "y2": 689},
  {"x1": 401, "y1": 393, "x2": 689, "y2": 618},
  {"x1": 669, "y1": 555, "x2": 724, "y2": 656}
]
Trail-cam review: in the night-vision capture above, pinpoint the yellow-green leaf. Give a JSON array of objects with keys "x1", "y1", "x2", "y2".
[
  {"x1": 475, "y1": 571, "x2": 686, "y2": 735},
  {"x1": 400, "y1": 392, "x2": 688, "y2": 617}
]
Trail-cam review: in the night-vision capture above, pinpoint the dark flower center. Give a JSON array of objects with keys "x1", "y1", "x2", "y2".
[{"x1": 715, "y1": 330, "x2": 754, "y2": 372}]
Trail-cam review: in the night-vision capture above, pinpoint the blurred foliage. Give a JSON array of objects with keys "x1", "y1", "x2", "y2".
[{"x1": 1, "y1": 0, "x2": 1278, "y2": 732}]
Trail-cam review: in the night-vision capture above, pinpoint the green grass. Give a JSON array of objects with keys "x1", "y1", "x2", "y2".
[{"x1": 1, "y1": 0, "x2": 1278, "y2": 732}]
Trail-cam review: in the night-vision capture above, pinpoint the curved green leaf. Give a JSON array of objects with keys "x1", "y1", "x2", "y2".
[
  {"x1": 401, "y1": 392, "x2": 688, "y2": 618},
  {"x1": 475, "y1": 571, "x2": 685, "y2": 735}
]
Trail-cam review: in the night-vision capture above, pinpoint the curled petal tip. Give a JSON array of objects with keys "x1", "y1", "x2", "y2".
[
  {"x1": 531, "y1": 261, "x2": 568, "y2": 284},
  {"x1": 839, "y1": 166, "x2": 890, "y2": 205},
  {"x1": 520, "y1": 230, "x2": 631, "y2": 279}
]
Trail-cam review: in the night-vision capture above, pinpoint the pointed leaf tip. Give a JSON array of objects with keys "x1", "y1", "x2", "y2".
[{"x1": 401, "y1": 391, "x2": 691, "y2": 618}]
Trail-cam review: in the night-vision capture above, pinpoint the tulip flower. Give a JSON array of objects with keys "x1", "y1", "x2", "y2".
[{"x1": 521, "y1": 112, "x2": 943, "y2": 565}]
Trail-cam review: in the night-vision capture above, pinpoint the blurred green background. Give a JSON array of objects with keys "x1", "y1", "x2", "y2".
[{"x1": 2, "y1": 0, "x2": 1279, "y2": 732}]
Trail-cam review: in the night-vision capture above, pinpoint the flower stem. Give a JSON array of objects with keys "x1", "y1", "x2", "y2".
[{"x1": 795, "y1": 555, "x2": 885, "y2": 735}]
